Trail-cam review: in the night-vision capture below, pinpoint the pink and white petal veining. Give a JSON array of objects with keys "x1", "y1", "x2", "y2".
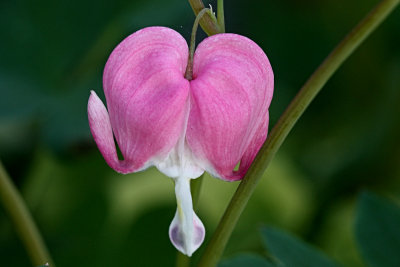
[
  {"x1": 88, "y1": 91, "x2": 134, "y2": 173},
  {"x1": 187, "y1": 33, "x2": 274, "y2": 181},
  {"x1": 102, "y1": 27, "x2": 190, "y2": 171}
]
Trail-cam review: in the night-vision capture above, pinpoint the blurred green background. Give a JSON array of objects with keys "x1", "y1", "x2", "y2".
[{"x1": 0, "y1": 0, "x2": 399, "y2": 266}]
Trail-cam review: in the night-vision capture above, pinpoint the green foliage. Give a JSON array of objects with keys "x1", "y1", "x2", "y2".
[
  {"x1": 219, "y1": 254, "x2": 274, "y2": 267},
  {"x1": 222, "y1": 192, "x2": 400, "y2": 267},
  {"x1": 355, "y1": 192, "x2": 400, "y2": 267},
  {"x1": 260, "y1": 227, "x2": 341, "y2": 267},
  {"x1": 220, "y1": 226, "x2": 341, "y2": 267}
]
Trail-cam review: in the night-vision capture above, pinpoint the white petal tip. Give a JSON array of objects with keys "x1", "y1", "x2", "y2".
[{"x1": 169, "y1": 211, "x2": 205, "y2": 256}]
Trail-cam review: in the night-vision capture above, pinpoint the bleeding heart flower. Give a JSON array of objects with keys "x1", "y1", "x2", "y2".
[{"x1": 88, "y1": 26, "x2": 273, "y2": 256}]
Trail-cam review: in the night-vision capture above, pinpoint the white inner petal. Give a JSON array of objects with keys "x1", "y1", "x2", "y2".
[
  {"x1": 152, "y1": 99, "x2": 206, "y2": 256},
  {"x1": 169, "y1": 176, "x2": 205, "y2": 256},
  {"x1": 155, "y1": 139, "x2": 204, "y2": 179}
]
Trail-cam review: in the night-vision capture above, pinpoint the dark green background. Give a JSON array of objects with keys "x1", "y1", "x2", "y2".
[{"x1": 0, "y1": 0, "x2": 399, "y2": 266}]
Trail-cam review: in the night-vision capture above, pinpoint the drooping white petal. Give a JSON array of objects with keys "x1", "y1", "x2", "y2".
[{"x1": 169, "y1": 176, "x2": 205, "y2": 256}]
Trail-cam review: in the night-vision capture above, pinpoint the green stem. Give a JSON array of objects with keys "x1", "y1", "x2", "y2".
[
  {"x1": 217, "y1": 0, "x2": 225, "y2": 32},
  {"x1": 190, "y1": 174, "x2": 204, "y2": 211},
  {"x1": 176, "y1": 251, "x2": 191, "y2": 267},
  {"x1": 0, "y1": 161, "x2": 54, "y2": 267},
  {"x1": 185, "y1": 8, "x2": 213, "y2": 80},
  {"x1": 175, "y1": 175, "x2": 204, "y2": 267},
  {"x1": 197, "y1": 0, "x2": 400, "y2": 266},
  {"x1": 188, "y1": 0, "x2": 221, "y2": 36}
]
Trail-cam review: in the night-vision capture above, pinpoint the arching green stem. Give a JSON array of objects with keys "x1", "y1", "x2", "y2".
[
  {"x1": 198, "y1": 0, "x2": 400, "y2": 266},
  {"x1": 185, "y1": 8, "x2": 213, "y2": 81},
  {"x1": 188, "y1": 0, "x2": 221, "y2": 36},
  {"x1": 0, "y1": 161, "x2": 54, "y2": 267}
]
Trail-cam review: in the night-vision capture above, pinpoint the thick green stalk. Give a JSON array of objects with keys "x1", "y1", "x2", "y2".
[
  {"x1": 0, "y1": 161, "x2": 54, "y2": 267},
  {"x1": 197, "y1": 0, "x2": 400, "y2": 266},
  {"x1": 188, "y1": 0, "x2": 221, "y2": 35}
]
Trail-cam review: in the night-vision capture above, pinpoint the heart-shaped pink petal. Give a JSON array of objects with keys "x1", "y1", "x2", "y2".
[
  {"x1": 89, "y1": 27, "x2": 190, "y2": 173},
  {"x1": 187, "y1": 33, "x2": 274, "y2": 181}
]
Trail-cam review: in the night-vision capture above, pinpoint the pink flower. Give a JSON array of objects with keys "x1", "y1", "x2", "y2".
[{"x1": 88, "y1": 26, "x2": 273, "y2": 256}]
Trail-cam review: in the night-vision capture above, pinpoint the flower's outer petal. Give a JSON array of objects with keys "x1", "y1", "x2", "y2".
[
  {"x1": 237, "y1": 111, "x2": 269, "y2": 178},
  {"x1": 102, "y1": 27, "x2": 190, "y2": 172},
  {"x1": 88, "y1": 91, "x2": 134, "y2": 173},
  {"x1": 187, "y1": 34, "x2": 274, "y2": 181}
]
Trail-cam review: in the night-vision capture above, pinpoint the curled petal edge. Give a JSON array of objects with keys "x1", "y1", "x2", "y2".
[{"x1": 87, "y1": 91, "x2": 135, "y2": 174}]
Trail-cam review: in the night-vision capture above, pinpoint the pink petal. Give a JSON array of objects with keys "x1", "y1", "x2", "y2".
[
  {"x1": 187, "y1": 34, "x2": 274, "y2": 181},
  {"x1": 88, "y1": 91, "x2": 134, "y2": 173},
  {"x1": 236, "y1": 111, "x2": 269, "y2": 178},
  {"x1": 99, "y1": 27, "x2": 190, "y2": 172}
]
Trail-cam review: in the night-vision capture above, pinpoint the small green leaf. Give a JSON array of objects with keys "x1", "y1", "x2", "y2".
[
  {"x1": 355, "y1": 191, "x2": 400, "y2": 267},
  {"x1": 261, "y1": 227, "x2": 341, "y2": 267},
  {"x1": 219, "y1": 253, "x2": 275, "y2": 267}
]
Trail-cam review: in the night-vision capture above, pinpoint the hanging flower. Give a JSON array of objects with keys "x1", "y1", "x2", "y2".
[{"x1": 88, "y1": 26, "x2": 273, "y2": 256}]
